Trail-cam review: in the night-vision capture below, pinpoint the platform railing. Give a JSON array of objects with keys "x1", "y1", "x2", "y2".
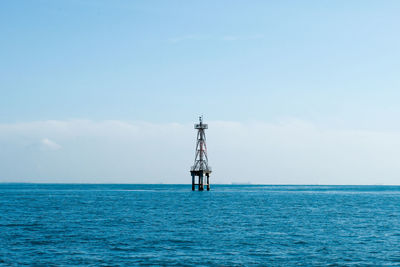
[
  {"x1": 190, "y1": 166, "x2": 212, "y2": 172},
  {"x1": 194, "y1": 123, "x2": 208, "y2": 129}
]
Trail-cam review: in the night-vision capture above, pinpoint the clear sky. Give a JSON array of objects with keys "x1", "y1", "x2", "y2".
[{"x1": 1, "y1": 1, "x2": 400, "y2": 184}]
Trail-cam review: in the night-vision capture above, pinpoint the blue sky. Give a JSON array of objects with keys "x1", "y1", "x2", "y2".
[{"x1": 1, "y1": 1, "x2": 400, "y2": 183}]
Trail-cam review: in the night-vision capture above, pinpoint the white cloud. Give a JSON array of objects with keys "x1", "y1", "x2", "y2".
[
  {"x1": 41, "y1": 138, "x2": 62, "y2": 150},
  {"x1": 0, "y1": 119, "x2": 399, "y2": 184},
  {"x1": 168, "y1": 34, "x2": 210, "y2": 43},
  {"x1": 220, "y1": 34, "x2": 264, "y2": 41}
]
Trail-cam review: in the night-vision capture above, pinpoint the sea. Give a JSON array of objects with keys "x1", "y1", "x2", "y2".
[{"x1": 0, "y1": 184, "x2": 399, "y2": 266}]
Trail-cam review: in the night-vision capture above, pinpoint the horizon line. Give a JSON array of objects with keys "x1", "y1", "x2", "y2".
[{"x1": 0, "y1": 182, "x2": 399, "y2": 186}]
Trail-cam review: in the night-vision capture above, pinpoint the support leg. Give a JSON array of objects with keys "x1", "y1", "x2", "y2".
[
  {"x1": 206, "y1": 174, "x2": 210, "y2": 191},
  {"x1": 192, "y1": 175, "x2": 195, "y2": 191},
  {"x1": 199, "y1": 173, "x2": 204, "y2": 191}
]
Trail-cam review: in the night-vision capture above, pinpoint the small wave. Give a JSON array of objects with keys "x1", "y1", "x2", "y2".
[
  {"x1": 294, "y1": 240, "x2": 307, "y2": 245},
  {"x1": 30, "y1": 240, "x2": 54, "y2": 245},
  {"x1": 0, "y1": 223, "x2": 40, "y2": 227},
  {"x1": 110, "y1": 246, "x2": 139, "y2": 252}
]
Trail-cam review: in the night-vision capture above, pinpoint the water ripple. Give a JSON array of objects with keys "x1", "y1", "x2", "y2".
[{"x1": 0, "y1": 184, "x2": 399, "y2": 265}]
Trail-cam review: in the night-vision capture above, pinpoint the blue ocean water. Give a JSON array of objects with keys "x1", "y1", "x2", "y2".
[{"x1": 0, "y1": 184, "x2": 399, "y2": 266}]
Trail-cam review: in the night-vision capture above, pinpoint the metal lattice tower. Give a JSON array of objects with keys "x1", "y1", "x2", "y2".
[{"x1": 190, "y1": 116, "x2": 212, "y2": 191}]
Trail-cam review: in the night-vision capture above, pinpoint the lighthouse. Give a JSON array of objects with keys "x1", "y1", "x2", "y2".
[{"x1": 190, "y1": 116, "x2": 212, "y2": 191}]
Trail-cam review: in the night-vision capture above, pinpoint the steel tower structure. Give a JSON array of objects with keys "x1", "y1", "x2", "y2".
[{"x1": 190, "y1": 116, "x2": 212, "y2": 191}]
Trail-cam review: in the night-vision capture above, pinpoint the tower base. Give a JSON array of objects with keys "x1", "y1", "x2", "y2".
[{"x1": 191, "y1": 170, "x2": 211, "y2": 191}]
